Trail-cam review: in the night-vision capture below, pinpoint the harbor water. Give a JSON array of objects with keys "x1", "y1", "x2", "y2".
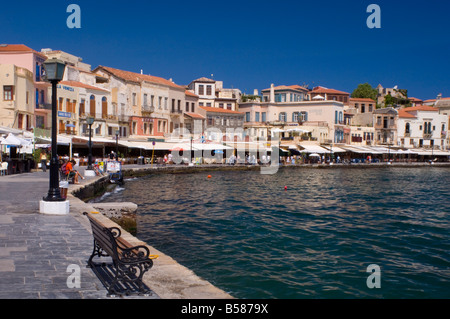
[{"x1": 99, "y1": 166, "x2": 450, "y2": 298}]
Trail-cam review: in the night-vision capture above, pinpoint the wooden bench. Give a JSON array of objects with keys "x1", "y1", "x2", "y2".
[{"x1": 83, "y1": 212, "x2": 158, "y2": 296}]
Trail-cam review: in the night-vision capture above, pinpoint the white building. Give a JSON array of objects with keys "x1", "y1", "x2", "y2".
[
  {"x1": 188, "y1": 77, "x2": 241, "y2": 111},
  {"x1": 397, "y1": 105, "x2": 447, "y2": 150}
]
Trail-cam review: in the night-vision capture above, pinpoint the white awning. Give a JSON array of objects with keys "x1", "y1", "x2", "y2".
[
  {"x1": 320, "y1": 145, "x2": 347, "y2": 153},
  {"x1": 298, "y1": 144, "x2": 330, "y2": 154},
  {"x1": 339, "y1": 145, "x2": 369, "y2": 154}
]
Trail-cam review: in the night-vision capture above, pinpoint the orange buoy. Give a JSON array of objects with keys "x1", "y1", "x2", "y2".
[
  {"x1": 207, "y1": 175, "x2": 212, "y2": 179},
  {"x1": 284, "y1": 186, "x2": 288, "y2": 190}
]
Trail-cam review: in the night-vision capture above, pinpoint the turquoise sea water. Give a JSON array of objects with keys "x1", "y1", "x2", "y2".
[{"x1": 100, "y1": 167, "x2": 450, "y2": 299}]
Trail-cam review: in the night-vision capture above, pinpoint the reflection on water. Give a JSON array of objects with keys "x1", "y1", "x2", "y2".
[{"x1": 100, "y1": 167, "x2": 450, "y2": 298}]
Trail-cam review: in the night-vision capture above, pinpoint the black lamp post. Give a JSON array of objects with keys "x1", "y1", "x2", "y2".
[
  {"x1": 86, "y1": 116, "x2": 95, "y2": 170},
  {"x1": 42, "y1": 58, "x2": 66, "y2": 202},
  {"x1": 190, "y1": 136, "x2": 193, "y2": 164},
  {"x1": 115, "y1": 129, "x2": 120, "y2": 161}
]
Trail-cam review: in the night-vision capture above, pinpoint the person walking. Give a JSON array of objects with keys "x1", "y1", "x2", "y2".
[{"x1": 40, "y1": 151, "x2": 48, "y2": 172}]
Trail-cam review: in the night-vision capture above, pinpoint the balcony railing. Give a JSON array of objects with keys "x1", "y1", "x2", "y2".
[
  {"x1": 142, "y1": 104, "x2": 155, "y2": 113},
  {"x1": 36, "y1": 103, "x2": 52, "y2": 110},
  {"x1": 423, "y1": 133, "x2": 433, "y2": 139},
  {"x1": 171, "y1": 109, "x2": 183, "y2": 115}
]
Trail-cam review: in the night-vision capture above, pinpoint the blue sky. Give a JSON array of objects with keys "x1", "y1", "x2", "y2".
[{"x1": 1, "y1": 0, "x2": 449, "y2": 100}]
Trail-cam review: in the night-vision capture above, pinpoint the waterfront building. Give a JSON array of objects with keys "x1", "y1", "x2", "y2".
[
  {"x1": 0, "y1": 44, "x2": 48, "y2": 130},
  {"x1": 187, "y1": 77, "x2": 241, "y2": 111},
  {"x1": 40, "y1": 49, "x2": 114, "y2": 139},
  {"x1": 309, "y1": 86, "x2": 350, "y2": 106},
  {"x1": 434, "y1": 96, "x2": 450, "y2": 149},
  {"x1": 200, "y1": 106, "x2": 245, "y2": 142},
  {"x1": 261, "y1": 84, "x2": 309, "y2": 103},
  {"x1": 373, "y1": 107, "x2": 398, "y2": 145},
  {"x1": 93, "y1": 66, "x2": 191, "y2": 141},
  {"x1": 183, "y1": 91, "x2": 204, "y2": 138},
  {"x1": 346, "y1": 98, "x2": 376, "y2": 127},
  {"x1": 0, "y1": 64, "x2": 36, "y2": 130},
  {"x1": 397, "y1": 105, "x2": 448, "y2": 150},
  {"x1": 240, "y1": 84, "x2": 345, "y2": 146}
]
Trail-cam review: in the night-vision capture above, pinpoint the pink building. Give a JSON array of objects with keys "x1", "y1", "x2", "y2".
[{"x1": 0, "y1": 44, "x2": 49, "y2": 130}]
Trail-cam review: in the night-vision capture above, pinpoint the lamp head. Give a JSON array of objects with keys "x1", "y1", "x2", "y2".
[{"x1": 42, "y1": 58, "x2": 66, "y2": 82}]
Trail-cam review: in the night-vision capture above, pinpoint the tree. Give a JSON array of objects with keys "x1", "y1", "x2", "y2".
[{"x1": 351, "y1": 83, "x2": 378, "y2": 101}]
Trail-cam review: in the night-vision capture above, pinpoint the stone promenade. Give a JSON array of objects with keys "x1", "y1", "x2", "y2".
[{"x1": 0, "y1": 167, "x2": 233, "y2": 299}]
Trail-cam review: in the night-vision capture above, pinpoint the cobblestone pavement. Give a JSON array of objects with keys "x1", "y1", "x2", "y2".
[{"x1": 0, "y1": 170, "x2": 159, "y2": 299}]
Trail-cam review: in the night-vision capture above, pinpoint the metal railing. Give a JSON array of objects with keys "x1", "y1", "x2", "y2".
[{"x1": 142, "y1": 104, "x2": 155, "y2": 113}]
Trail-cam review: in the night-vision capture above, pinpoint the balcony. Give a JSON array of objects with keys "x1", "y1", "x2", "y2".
[
  {"x1": 142, "y1": 104, "x2": 155, "y2": 113},
  {"x1": 36, "y1": 103, "x2": 52, "y2": 110},
  {"x1": 170, "y1": 109, "x2": 183, "y2": 116},
  {"x1": 423, "y1": 133, "x2": 433, "y2": 139}
]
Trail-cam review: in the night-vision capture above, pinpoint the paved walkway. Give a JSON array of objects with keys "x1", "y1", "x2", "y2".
[
  {"x1": 0, "y1": 169, "x2": 159, "y2": 299},
  {"x1": 0, "y1": 166, "x2": 233, "y2": 299}
]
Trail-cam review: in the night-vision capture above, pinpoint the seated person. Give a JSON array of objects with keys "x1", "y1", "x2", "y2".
[{"x1": 66, "y1": 159, "x2": 85, "y2": 184}]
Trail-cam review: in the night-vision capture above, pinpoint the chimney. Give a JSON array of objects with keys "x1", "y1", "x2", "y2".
[
  {"x1": 437, "y1": 93, "x2": 442, "y2": 100},
  {"x1": 140, "y1": 69, "x2": 143, "y2": 74},
  {"x1": 270, "y1": 84, "x2": 275, "y2": 103}
]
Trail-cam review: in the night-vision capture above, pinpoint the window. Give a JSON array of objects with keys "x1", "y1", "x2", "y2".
[
  {"x1": 206, "y1": 85, "x2": 212, "y2": 95},
  {"x1": 132, "y1": 93, "x2": 137, "y2": 106},
  {"x1": 186, "y1": 102, "x2": 189, "y2": 112},
  {"x1": 292, "y1": 112, "x2": 299, "y2": 122},
  {"x1": 245, "y1": 112, "x2": 251, "y2": 122},
  {"x1": 191, "y1": 103, "x2": 195, "y2": 113},
  {"x1": 3, "y1": 85, "x2": 14, "y2": 101},
  {"x1": 219, "y1": 103, "x2": 224, "y2": 108},
  {"x1": 143, "y1": 94, "x2": 148, "y2": 105},
  {"x1": 95, "y1": 124, "x2": 102, "y2": 135},
  {"x1": 198, "y1": 85, "x2": 204, "y2": 95},
  {"x1": 405, "y1": 123, "x2": 410, "y2": 134},
  {"x1": 261, "y1": 112, "x2": 266, "y2": 122},
  {"x1": 279, "y1": 112, "x2": 287, "y2": 122},
  {"x1": 206, "y1": 102, "x2": 212, "y2": 107},
  {"x1": 227, "y1": 103, "x2": 232, "y2": 110},
  {"x1": 300, "y1": 111, "x2": 308, "y2": 122},
  {"x1": 151, "y1": 95, "x2": 154, "y2": 107},
  {"x1": 255, "y1": 112, "x2": 260, "y2": 122},
  {"x1": 159, "y1": 96, "x2": 162, "y2": 109},
  {"x1": 164, "y1": 97, "x2": 168, "y2": 110}
]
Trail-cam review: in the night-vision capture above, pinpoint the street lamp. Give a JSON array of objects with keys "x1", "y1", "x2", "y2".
[
  {"x1": 190, "y1": 136, "x2": 193, "y2": 165},
  {"x1": 39, "y1": 58, "x2": 69, "y2": 215},
  {"x1": 86, "y1": 116, "x2": 95, "y2": 172},
  {"x1": 42, "y1": 58, "x2": 66, "y2": 202},
  {"x1": 115, "y1": 129, "x2": 120, "y2": 161}
]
